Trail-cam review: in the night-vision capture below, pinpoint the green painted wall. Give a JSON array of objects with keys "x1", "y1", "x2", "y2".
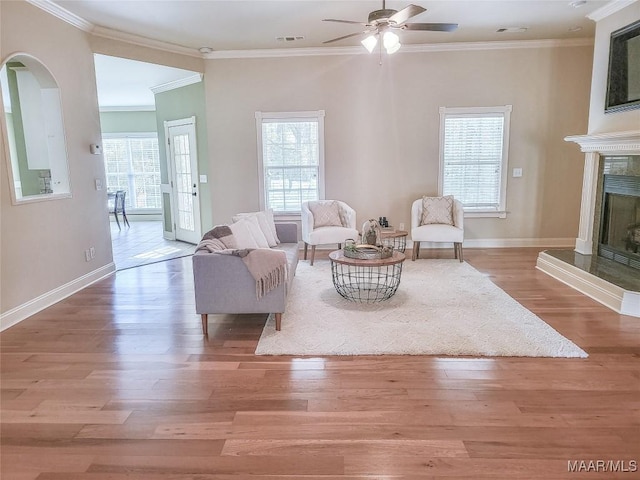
[
  {"x1": 154, "y1": 81, "x2": 212, "y2": 232},
  {"x1": 99, "y1": 110, "x2": 157, "y2": 134},
  {"x1": 5, "y1": 62, "x2": 46, "y2": 196}
]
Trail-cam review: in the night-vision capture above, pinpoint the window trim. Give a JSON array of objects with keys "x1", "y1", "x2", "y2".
[
  {"x1": 102, "y1": 132, "x2": 162, "y2": 214},
  {"x1": 438, "y1": 105, "x2": 512, "y2": 218},
  {"x1": 255, "y1": 110, "x2": 326, "y2": 216}
]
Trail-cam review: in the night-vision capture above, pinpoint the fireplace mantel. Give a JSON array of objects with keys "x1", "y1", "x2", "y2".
[
  {"x1": 565, "y1": 130, "x2": 640, "y2": 153},
  {"x1": 535, "y1": 130, "x2": 639, "y2": 318},
  {"x1": 564, "y1": 130, "x2": 640, "y2": 255}
]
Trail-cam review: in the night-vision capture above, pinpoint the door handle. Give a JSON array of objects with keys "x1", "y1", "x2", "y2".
[{"x1": 192, "y1": 192, "x2": 197, "y2": 197}]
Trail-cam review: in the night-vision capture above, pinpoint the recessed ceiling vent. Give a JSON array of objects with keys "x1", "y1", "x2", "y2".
[
  {"x1": 276, "y1": 36, "x2": 305, "y2": 42},
  {"x1": 496, "y1": 27, "x2": 528, "y2": 33}
]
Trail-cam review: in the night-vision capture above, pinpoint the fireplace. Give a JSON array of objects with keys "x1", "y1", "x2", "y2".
[
  {"x1": 597, "y1": 157, "x2": 640, "y2": 270},
  {"x1": 536, "y1": 131, "x2": 640, "y2": 318}
]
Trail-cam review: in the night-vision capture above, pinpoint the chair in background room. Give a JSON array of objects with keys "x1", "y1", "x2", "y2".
[
  {"x1": 301, "y1": 200, "x2": 359, "y2": 266},
  {"x1": 411, "y1": 195, "x2": 464, "y2": 261},
  {"x1": 110, "y1": 190, "x2": 130, "y2": 230}
]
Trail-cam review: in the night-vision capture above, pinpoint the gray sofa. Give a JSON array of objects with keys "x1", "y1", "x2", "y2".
[{"x1": 193, "y1": 222, "x2": 299, "y2": 335}]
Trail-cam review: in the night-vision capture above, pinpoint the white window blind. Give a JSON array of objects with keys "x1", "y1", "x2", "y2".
[
  {"x1": 439, "y1": 106, "x2": 512, "y2": 216},
  {"x1": 103, "y1": 134, "x2": 161, "y2": 211},
  {"x1": 256, "y1": 111, "x2": 325, "y2": 213}
]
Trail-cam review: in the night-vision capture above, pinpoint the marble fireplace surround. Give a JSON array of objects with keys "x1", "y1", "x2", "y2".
[{"x1": 536, "y1": 130, "x2": 640, "y2": 318}]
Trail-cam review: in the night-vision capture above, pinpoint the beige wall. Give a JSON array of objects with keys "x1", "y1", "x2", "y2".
[
  {"x1": 588, "y1": 2, "x2": 640, "y2": 134},
  {"x1": 1, "y1": 1, "x2": 112, "y2": 314},
  {"x1": 205, "y1": 44, "x2": 592, "y2": 241}
]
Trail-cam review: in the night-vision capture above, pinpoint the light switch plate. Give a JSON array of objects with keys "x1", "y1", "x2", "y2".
[
  {"x1": 95, "y1": 178, "x2": 103, "y2": 190},
  {"x1": 199, "y1": 175, "x2": 208, "y2": 183},
  {"x1": 512, "y1": 168, "x2": 523, "y2": 178}
]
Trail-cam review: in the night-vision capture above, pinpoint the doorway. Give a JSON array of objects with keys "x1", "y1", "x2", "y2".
[{"x1": 164, "y1": 117, "x2": 202, "y2": 245}]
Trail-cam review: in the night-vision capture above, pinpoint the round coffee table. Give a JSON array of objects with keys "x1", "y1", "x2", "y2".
[
  {"x1": 380, "y1": 230, "x2": 409, "y2": 253},
  {"x1": 329, "y1": 250, "x2": 406, "y2": 303}
]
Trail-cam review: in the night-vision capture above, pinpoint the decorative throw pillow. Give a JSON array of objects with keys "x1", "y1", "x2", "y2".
[
  {"x1": 232, "y1": 210, "x2": 280, "y2": 246},
  {"x1": 309, "y1": 201, "x2": 343, "y2": 228},
  {"x1": 229, "y1": 218, "x2": 260, "y2": 249},
  {"x1": 244, "y1": 215, "x2": 271, "y2": 248},
  {"x1": 421, "y1": 196, "x2": 454, "y2": 225}
]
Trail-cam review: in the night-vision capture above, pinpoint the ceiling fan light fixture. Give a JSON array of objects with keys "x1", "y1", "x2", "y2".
[
  {"x1": 361, "y1": 34, "x2": 378, "y2": 53},
  {"x1": 383, "y1": 30, "x2": 401, "y2": 54}
]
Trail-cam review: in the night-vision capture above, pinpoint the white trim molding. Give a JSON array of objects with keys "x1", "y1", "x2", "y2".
[
  {"x1": 26, "y1": 0, "x2": 93, "y2": 31},
  {"x1": 0, "y1": 263, "x2": 116, "y2": 331},
  {"x1": 150, "y1": 73, "x2": 203, "y2": 94},
  {"x1": 207, "y1": 38, "x2": 594, "y2": 59},
  {"x1": 587, "y1": 0, "x2": 638, "y2": 22},
  {"x1": 536, "y1": 252, "x2": 639, "y2": 317},
  {"x1": 565, "y1": 130, "x2": 640, "y2": 153}
]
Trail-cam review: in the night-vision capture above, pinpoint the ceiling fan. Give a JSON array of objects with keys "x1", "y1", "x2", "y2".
[{"x1": 323, "y1": 1, "x2": 458, "y2": 54}]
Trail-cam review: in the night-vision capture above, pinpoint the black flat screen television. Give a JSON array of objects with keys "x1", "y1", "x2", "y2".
[{"x1": 606, "y1": 19, "x2": 640, "y2": 113}]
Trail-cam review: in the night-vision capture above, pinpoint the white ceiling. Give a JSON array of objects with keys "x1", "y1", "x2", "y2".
[
  {"x1": 53, "y1": 1, "x2": 623, "y2": 108},
  {"x1": 93, "y1": 54, "x2": 199, "y2": 109},
  {"x1": 54, "y1": 0, "x2": 613, "y2": 52}
]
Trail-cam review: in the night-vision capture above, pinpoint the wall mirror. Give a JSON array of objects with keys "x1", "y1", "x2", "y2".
[{"x1": 0, "y1": 53, "x2": 71, "y2": 203}]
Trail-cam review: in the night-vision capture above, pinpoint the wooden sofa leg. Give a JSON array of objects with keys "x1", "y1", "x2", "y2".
[
  {"x1": 275, "y1": 313, "x2": 282, "y2": 331},
  {"x1": 457, "y1": 243, "x2": 464, "y2": 262},
  {"x1": 412, "y1": 242, "x2": 419, "y2": 261},
  {"x1": 201, "y1": 314, "x2": 208, "y2": 336},
  {"x1": 303, "y1": 242, "x2": 308, "y2": 260},
  {"x1": 310, "y1": 246, "x2": 316, "y2": 266}
]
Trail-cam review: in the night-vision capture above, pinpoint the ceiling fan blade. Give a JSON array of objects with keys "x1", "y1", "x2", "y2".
[
  {"x1": 388, "y1": 4, "x2": 426, "y2": 25},
  {"x1": 403, "y1": 23, "x2": 459, "y2": 32},
  {"x1": 323, "y1": 30, "x2": 372, "y2": 44},
  {"x1": 323, "y1": 19, "x2": 368, "y2": 26}
]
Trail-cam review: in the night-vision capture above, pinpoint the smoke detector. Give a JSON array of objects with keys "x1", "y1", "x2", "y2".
[{"x1": 198, "y1": 47, "x2": 213, "y2": 54}]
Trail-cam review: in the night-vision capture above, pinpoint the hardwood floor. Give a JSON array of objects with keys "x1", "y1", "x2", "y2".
[{"x1": 1, "y1": 248, "x2": 639, "y2": 479}]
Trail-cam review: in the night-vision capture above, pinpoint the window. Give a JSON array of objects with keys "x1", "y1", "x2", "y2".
[
  {"x1": 103, "y1": 134, "x2": 162, "y2": 212},
  {"x1": 439, "y1": 105, "x2": 512, "y2": 217},
  {"x1": 255, "y1": 110, "x2": 325, "y2": 214}
]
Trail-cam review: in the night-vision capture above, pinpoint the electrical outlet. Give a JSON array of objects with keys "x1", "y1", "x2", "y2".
[
  {"x1": 399, "y1": 223, "x2": 405, "y2": 231},
  {"x1": 95, "y1": 178, "x2": 102, "y2": 190},
  {"x1": 85, "y1": 249, "x2": 91, "y2": 262},
  {"x1": 90, "y1": 247, "x2": 95, "y2": 259},
  {"x1": 513, "y1": 168, "x2": 523, "y2": 178}
]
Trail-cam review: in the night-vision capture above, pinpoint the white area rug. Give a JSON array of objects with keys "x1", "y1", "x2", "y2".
[{"x1": 256, "y1": 259, "x2": 587, "y2": 357}]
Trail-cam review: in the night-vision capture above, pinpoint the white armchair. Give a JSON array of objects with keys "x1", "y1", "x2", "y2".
[
  {"x1": 301, "y1": 200, "x2": 359, "y2": 266},
  {"x1": 411, "y1": 197, "x2": 464, "y2": 262}
]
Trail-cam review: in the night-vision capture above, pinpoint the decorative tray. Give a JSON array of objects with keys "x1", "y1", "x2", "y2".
[{"x1": 343, "y1": 243, "x2": 394, "y2": 260}]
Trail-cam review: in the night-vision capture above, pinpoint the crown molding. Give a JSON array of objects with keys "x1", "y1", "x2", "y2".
[
  {"x1": 206, "y1": 38, "x2": 594, "y2": 59},
  {"x1": 26, "y1": 0, "x2": 93, "y2": 31},
  {"x1": 150, "y1": 73, "x2": 203, "y2": 94},
  {"x1": 587, "y1": 0, "x2": 637, "y2": 21},
  {"x1": 91, "y1": 26, "x2": 201, "y2": 58}
]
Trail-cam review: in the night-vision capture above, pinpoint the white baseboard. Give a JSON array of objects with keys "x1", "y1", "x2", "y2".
[
  {"x1": 536, "y1": 252, "x2": 639, "y2": 318},
  {"x1": 0, "y1": 262, "x2": 116, "y2": 332}
]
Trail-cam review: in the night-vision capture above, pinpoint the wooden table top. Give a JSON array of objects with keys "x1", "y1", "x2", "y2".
[
  {"x1": 329, "y1": 249, "x2": 406, "y2": 267},
  {"x1": 380, "y1": 230, "x2": 408, "y2": 239}
]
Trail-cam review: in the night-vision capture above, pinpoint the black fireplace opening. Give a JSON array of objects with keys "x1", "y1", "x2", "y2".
[{"x1": 599, "y1": 175, "x2": 640, "y2": 270}]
